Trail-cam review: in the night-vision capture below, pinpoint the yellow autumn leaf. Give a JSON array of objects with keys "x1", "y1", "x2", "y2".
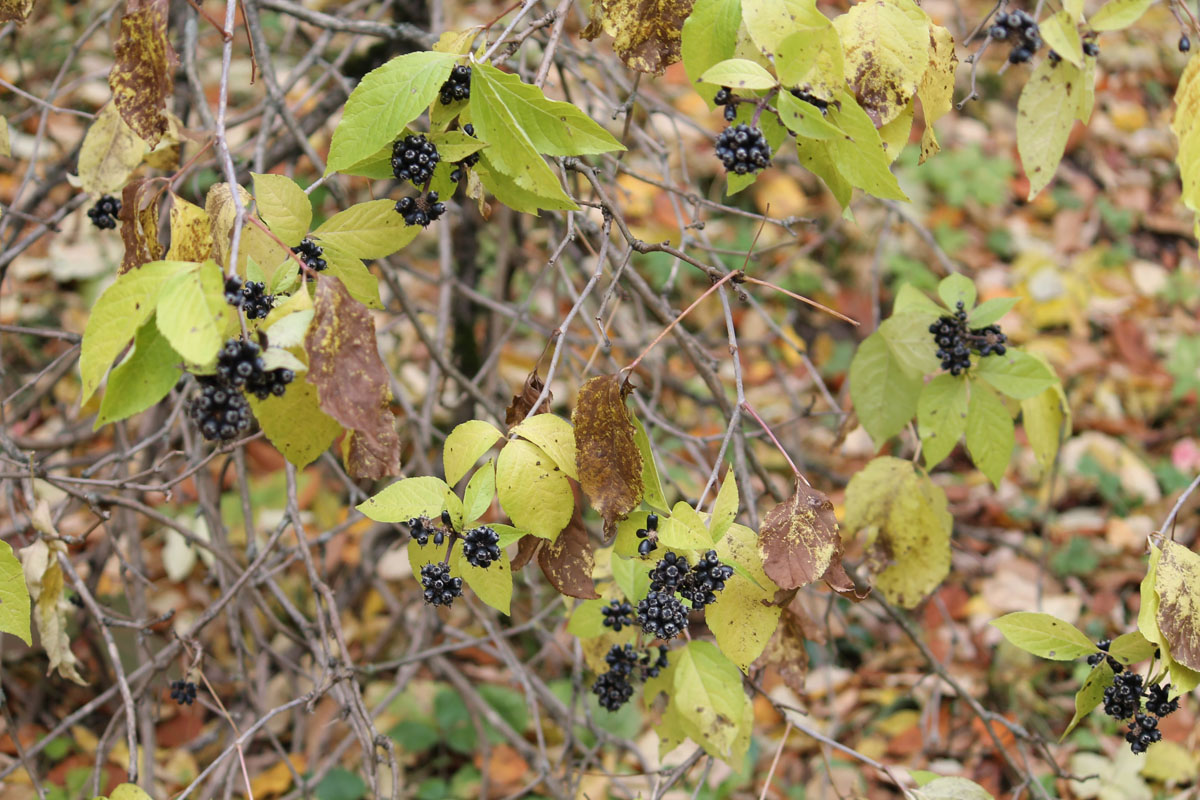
[
  {"x1": 918, "y1": 23, "x2": 956, "y2": 163},
  {"x1": 75, "y1": 103, "x2": 148, "y2": 196},
  {"x1": 166, "y1": 195, "x2": 214, "y2": 262},
  {"x1": 707, "y1": 523, "x2": 782, "y2": 671},
  {"x1": 1173, "y1": 56, "x2": 1200, "y2": 237},
  {"x1": 1017, "y1": 58, "x2": 1086, "y2": 200},
  {"x1": 20, "y1": 507, "x2": 87, "y2": 685},
  {"x1": 833, "y1": 0, "x2": 930, "y2": 127}
]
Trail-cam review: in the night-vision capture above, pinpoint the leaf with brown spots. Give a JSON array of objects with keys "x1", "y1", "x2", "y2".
[
  {"x1": 1155, "y1": 539, "x2": 1200, "y2": 672},
  {"x1": 118, "y1": 179, "x2": 165, "y2": 274},
  {"x1": 832, "y1": 0, "x2": 930, "y2": 127},
  {"x1": 108, "y1": 0, "x2": 175, "y2": 146},
  {"x1": 305, "y1": 276, "x2": 400, "y2": 479},
  {"x1": 0, "y1": 0, "x2": 33, "y2": 23},
  {"x1": 74, "y1": 103, "x2": 149, "y2": 196},
  {"x1": 757, "y1": 477, "x2": 841, "y2": 590},
  {"x1": 166, "y1": 194, "x2": 213, "y2": 262},
  {"x1": 538, "y1": 484, "x2": 599, "y2": 599},
  {"x1": 753, "y1": 609, "x2": 810, "y2": 695},
  {"x1": 505, "y1": 369, "x2": 551, "y2": 428},
  {"x1": 582, "y1": 0, "x2": 696, "y2": 74},
  {"x1": 572, "y1": 374, "x2": 643, "y2": 541}
]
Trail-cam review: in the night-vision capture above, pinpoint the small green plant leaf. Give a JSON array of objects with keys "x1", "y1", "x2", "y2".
[
  {"x1": 428, "y1": 129, "x2": 487, "y2": 162},
  {"x1": 698, "y1": 58, "x2": 778, "y2": 90},
  {"x1": 967, "y1": 297, "x2": 1018, "y2": 327},
  {"x1": 680, "y1": 0, "x2": 741, "y2": 86},
  {"x1": 1018, "y1": 57, "x2": 1087, "y2": 200},
  {"x1": 915, "y1": 776, "x2": 995, "y2": 800},
  {"x1": 775, "y1": 24, "x2": 844, "y2": 103},
  {"x1": 918, "y1": 373, "x2": 968, "y2": 468},
  {"x1": 708, "y1": 523, "x2": 780, "y2": 671},
  {"x1": 109, "y1": 784, "x2": 154, "y2": 800},
  {"x1": 740, "y1": 0, "x2": 829, "y2": 56},
  {"x1": 775, "y1": 91, "x2": 843, "y2": 140},
  {"x1": 95, "y1": 319, "x2": 182, "y2": 428},
  {"x1": 672, "y1": 640, "x2": 752, "y2": 761},
  {"x1": 1061, "y1": 661, "x2": 1114, "y2": 740},
  {"x1": 708, "y1": 472, "x2": 738, "y2": 540},
  {"x1": 848, "y1": 331, "x2": 920, "y2": 448},
  {"x1": 893, "y1": 283, "x2": 944, "y2": 317},
  {"x1": 357, "y1": 476, "x2": 453, "y2": 522},
  {"x1": 462, "y1": 460, "x2": 496, "y2": 527},
  {"x1": 937, "y1": 272, "x2": 977, "y2": 311},
  {"x1": 631, "y1": 415, "x2": 669, "y2": 513},
  {"x1": 251, "y1": 173, "x2": 312, "y2": 247},
  {"x1": 658, "y1": 502, "x2": 712, "y2": 550},
  {"x1": 155, "y1": 260, "x2": 230, "y2": 366},
  {"x1": 611, "y1": 552, "x2": 652, "y2": 602},
  {"x1": 1021, "y1": 381, "x2": 1070, "y2": 479},
  {"x1": 0, "y1": 539, "x2": 32, "y2": 646},
  {"x1": 825, "y1": 92, "x2": 909, "y2": 200},
  {"x1": 249, "y1": 377, "x2": 342, "y2": 469},
  {"x1": 1107, "y1": 630, "x2": 1156, "y2": 665},
  {"x1": 496, "y1": 439, "x2": 574, "y2": 540},
  {"x1": 975, "y1": 349, "x2": 1058, "y2": 400},
  {"x1": 510, "y1": 414, "x2": 578, "y2": 480},
  {"x1": 1039, "y1": 11, "x2": 1084, "y2": 67},
  {"x1": 990, "y1": 611, "x2": 1098, "y2": 660},
  {"x1": 313, "y1": 200, "x2": 421, "y2": 260},
  {"x1": 456, "y1": 544, "x2": 513, "y2": 615},
  {"x1": 444, "y1": 420, "x2": 504, "y2": 485},
  {"x1": 879, "y1": 311, "x2": 943, "y2": 378},
  {"x1": 1090, "y1": 0, "x2": 1155, "y2": 30},
  {"x1": 965, "y1": 379, "x2": 1014, "y2": 487}
]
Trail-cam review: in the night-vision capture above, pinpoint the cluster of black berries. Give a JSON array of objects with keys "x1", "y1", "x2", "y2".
[
  {"x1": 420, "y1": 562, "x2": 463, "y2": 607},
  {"x1": 409, "y1": 516, "x2": 447, "y2": 547},
  {"x1": 395, "y1": 193, "x2": 446, "y2": 227},
  {"x1": 636, "y1": 590, "x2": 688, "y2": 640},
  {"x1": 461, "y1": 526, "x2": 501, "y2": 568},
  {"x1": 989, "y1": 10, "x2": 1042, "y2": 63},
  {"x1": 591, "y1": 644, "x2": 671, "y2": 711},
  {"x1": 635, "y1": 513, "x2": 660, "y2": 557},
  {"x1": 715, "y1": 124, "x2": 771, "y2": 175},
  {"x1": 169, "y1": 679, "x2": 197, "y2": 706},
  {"x1": 929, "y1": 302, "x2": 1007, "y2": 376},
  {"x1": 649, "y1": 551, "x2": 689, "y2": 591},
  {"x1": 789, "y1": 88, "x2": 830, "y2": 115},
  {"x1": 87, "y1": 195, "x2": 121, "y2": 229},
  {"x1": 681, "y1": 549, "x2": 734, "y2": 608},
  {"x1": 224, "y1": 276, "x2": 274, "y2": 320},
  {"x1": 189, "y1": 376, "x2": 253, "y2": 442},
  {"x1": 1099, "y1": 666, "x2": 1180, "y2": 754},
  {"x1": 1103, "y1": 670, "x2": 1144, "y2": 720},
  {"x1": 392, "y1": 134, "x2": 440, "y2": 186},
  {"x1": 713, "y1": 86, "x2": 739, "y2": 122},
  {"x1": 295, "y1": 238, "x2": 326, "y2": 272},
  {"x1": 216, "y1": 337, "x2": 294, "y2": 400},
  {"x1": 1126, "y1": 713, "x2": 1162, "y2": 754},
  {"x1": 1087, "y1": 638, "x2": 1125, "y2": 673},
  {"x1": 601, "y1": 599, "x2": 634, "y2": 632},
  {"x1": 439, "y1": 65, "x2": 471, "y2": 105}
]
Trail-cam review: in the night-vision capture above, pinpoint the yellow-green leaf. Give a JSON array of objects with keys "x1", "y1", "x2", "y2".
[
  {"x1": 109, "y1": 784, "x2": 154, "y2": 800},
  {"x1": 774, "y1": 24, "x2": 844, "y2": 104},
  {"x1": 155, "y1": 260, "x2": 230, "y2": 366},
  {"x1": 249, "y1": 378, "x2": 342, "y2": 469},
  {"x1": 0, "y1": 116, "x2": 10, "y2": 158},
  {"x1": 1154, "y1": 539, "x2": 1200, "y2": 672},
  {"x1": 658, "y1": 502, "x2": 711, "y2": 550},
  {"x1": 444, "y1": 420, "x2": 504, "y2": 485},
  {"x1": 1017, "y1": 58, "x2": 1086, "y2": 200},
  {"x1": 252, "y1": 173, "x2": 312, "y2": 247},
  {"x1": 455, "y1": 545, "x2": 512, "y2": 614},
  {"x1": 1061, "y1": 661, "x2": 1113, "y2": 740},
  {"x1": 917, "y1": 24, "x2": 957, "y2": 163},
  {"x1": 848, "y1": 331, "x2": 920, "y2": 448},
  {"x1": 832, "y1": 0, "x2": 930, "y2": 127},
  {"x1": 740, "y1": 0, "x2": 829, "y2": 56},
  {"x1": 991, "y1": 612, "x2": 1098, "y2": 660},
  {"x1": 1040, "y1": 11, "x2": 1084, "y2": 67},
  {"x1": 708, "y1": 523, "x2": 780, "y2": 671},
  {"x1": 672, "y1": 641, "x2": 752, "y2": 761},
  {"x1": 358, "y1": 476, "x2": 453, "y2": 522},
  {"x1": 826, "y1": 92, "x2": 909, "y2": 200},
  {"x1": 681, "y1": 0, "x2": 741, "y2": 86},
  {"x1": 0, "y1": 539, "x2": 31, "y2": 646},
  {"x1": 708, "y1": 472, "x2": 738, "y2": 540},
  {"x1": 496, "y1": 439, "x2": 574, "y2": 540},
  {"x1": 1090, "y1": 0, "x2": 1156, "y2": 31},
  {"x1": 463, "y1": 460, "x2": 496, "y2": 527},
  {"x1": 699, "y1": 58, "x2": 778, "y2": 90},
  {"x1": 511, "y1": 414, "x2": 578, "y2": 480},
  {"x1": 965, "y1": 379, "x2": 1015, "y2": 487},
  {"x1": 1173, "y1": 56, "x2": 1200, "y2": 237},
  {"x1": 631, "y1": 415, "x2": 669, "y2": 513},
  {"x1": 1021, "y1": 381, "x2": 1069, "y2": 479},
  {"x1": 918, "y1": 373, "x2": 968, "y2": 468},
  {"x1": 320, "y1": 243, "x2": 383, "y2": 310},
  {"x1": 95, "y1": 318, "x2": 181, "y2": 428},
  {"x1": 313, "y1": 199, "x2": 420, "y2": 260},
  {"x1": 75, "y1": 103, "x2": 149, "y2": 196}
]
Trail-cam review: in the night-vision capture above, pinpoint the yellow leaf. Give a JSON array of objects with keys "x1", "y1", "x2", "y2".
[
  {"x1": 833, "y1": 0, "x2": 930, "y2": 127},
  {"x1": 581, "y1": 0, "x2": 695, "y2": 74},
  {"x1": 1141, "y1": 740, "x2": 1200, "y2": 784},
  {"x1": 1040, "y1": 11, "x2": 1084, "y2": 68},
  {"x1": 1017, "y1": 58, "x2": 1085, "y2": 200},
  {"x1": 108, "y1": 1, "x2": 174, "y2": 146},
  {"x1": 248, "y1": 754, "x2": 306, "y2": 797},
  {"x1": 1154, "y1": 539, "x2": 1200, "y2": 672},
  {"x1": 432, "y1": 27, "x2": 482, "y2": 54},
  {"x1": 0, "y1": 116, "x2": 10, "y2": 158},
  {"x1": 708, "y1": 524, "x2": 781, "y2": 671},
  {"x1": 918, "y1": 23, "x2": 957, "y2": 163},
  {"x1": 510, "y1": 414, "x2": 578, "y2": 480},
  {"x1": 1173, "y1": 56, "x2": 1200, "y2": 237},
  {"x1": 166, "y1": 195, "x2": 213, "y2": 262},
  {"x1": 75, "y1": 104, "x2": 148, "y2": 196},
  {"x1": 19, "y1": 528, "x2": 87, "y2": 685},
  {"x1": 496, "y1": 439, "x2": 574, "y2": 540},
  {"x1": 878, "y1": 99, "x2": 914, "y2": 162}
]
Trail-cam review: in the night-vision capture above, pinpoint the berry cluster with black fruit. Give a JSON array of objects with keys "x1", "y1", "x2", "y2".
[
  {"x1": 408, "y1": 515, "x2": 449, "y2": 548},
  {"x1": 715, "y1": 123, "x2": 771, "y2": 176},
  {"x1": 789, "y1": 88, "x2": 830, "y2": 115},
  {"x1": 635, "y1": 548, "x2": 734, "y2": 641},
  {"x1": 713, "y1": 86, "x2": 739, "y2": 122},
  {"x1": 928, "y1": 301, "x2": 1007, "y2": 376},
  {"x1": 216, "y1": 337, "x2": 295, "y2": 400},
  {"x1": 988, "y1": 9, "x2": 1042, "y2": 64},
  {"x1": 1087, "y1": 640, "x2": 1180, "y2": 754},
  {"x1": 395, "y1": 193, "x2": 446, "y2": 227},
  {"x1": 461, "y1": 525, "x2": 501, "y2": 568},
  {"x1": 420, "y1": 562, "x2": 462, "y2": 607},
  {"x1": 169, "y1": 679, "x2": 197, "y2": 706},
  {"x1": 635, "y1": 513, "x2": 659, "y2": 557},
  {"x1": 224, "y1": 276, "x2": 274, "y2": 320},
  {"x1": 439, "y1": 64, "x2": 471, "y2": 105},
  {"x1": 591, "y1": 643, "x2": 671, "y2": 711},
  {"x1": 392, "y1": 133, "x2": 441, "y2": 186},
  {"x1": 601, "y1": 599, "x2": 634, "y2": 632},
  {"x1": 87, "y1": 195, "x2": 121, "y2": 229},
  {"x1": 295, "y1": 238, "x2": 326, "y2": 273},
  {"x1": 189, "y1": 376, "x2": 253, "y2": 442}
]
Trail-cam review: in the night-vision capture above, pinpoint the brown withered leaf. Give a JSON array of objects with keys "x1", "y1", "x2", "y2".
[
  {"x1": 505, "y1": 369, "x2": 552, "y2": 428},
  {"x1": 754, "y1": 609, "x2": 810, "y2": 696},
  {"x1": 572, "y1": 374, "x2": 642, "y2": 541},
  {"x1": 109, "y1": 0, "x2": 175, "y2": 146},
  {"x1": 306, "y1": 276, "x2": 400, "y2": 478},
  {"x1": 0, "y1": 0, "x2": 33, "y2": 23},
  {"x1": 1155, "y1": 540, "x2": 1200, "y2": 671},
  {"x1": 823, "y1": 560, "x2": 870, "y2": 602},
  {"x1": 511, "y1": 534, "x2": 543, "y2": 571},
  {"x1": 581, "y1": 0, "x2": 694, "y2": 75},
  {"x1": 538, "y1": 481, "x2": 599, "y2": 599},
  {"x1": 758, "y1": 478, "x2": 841, "y2": 590},
  {"x1": 118, "y1": 179, "x2": 164, "y2": 273}
]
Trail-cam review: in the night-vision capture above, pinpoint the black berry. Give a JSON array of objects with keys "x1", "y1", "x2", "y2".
[
  {"x1": 639, "y1": 645, "x2": 670, "y2": 678},
  {"x1": 1082, "y1": 41, "x2": 1099, "y2": 57},
  {"x1": 637, "y1": 590, "x2": 687, "y2": 640},
  {"x1": 1103, "y1": 670, "x2": 1144, "y2": 720},
  {"x1": 1009, "y1": 47, "x2": 1033, "y2": 63},
  {"x1": 420, "y1": 562, "x2": 463, "y2": 607},
  {"x1": 1144, "y1": 683, "x2": 1179, "y2": 718},
  {"x1": 391, "y1": 134, "x2": 441, "y2": 186},
  {"x1": 645, "y1": 513, "x2": 659, "y2": 531},
  {"x1": 395, "y1": 191, "x2": 446, "y2": 227},
  {"x1": 714, "y1": 124, "x2": 771, "y2": 176},
  {"x1": 637, "y1": 538, "x2": 658, "y2": 557},
  {"x1": 295, "y1": 238, "x2": 326, "y2": 272},
  {"x1": 87, "y1": 195, "x2": 121, "y2": 229},
  {"x1": 244, "y1": 366, "x2": 294, "y2": 400},
  {"x1": 601, "y1": 600, "x2": 634, "y2": 632},
  {"x1": 928, "y1": 301, "x2": 1007, "y2": 376},
  {"x1": 649, "y1": 552, "x2": 690, "y2": 592},
  {"x1": 461, "y1": 526, "x2": 501, "y2": 569},
  {"x1": 439, "y1": 64, "x2": 472, "y2": 105},
  {"x1": 224, "y1": 275, "x2": 245, "y2": 307},
  {"x1": 679, "y1": 549, "x2": 733, "y2": 609},
  {"x1": 240, "y1": 281, "x2": 274, "y2": 320},
  {"x1": 217, "y1": 338, "x2": 266, "y2": 388},
  {"x1": 592, "y1": 666, "x2": 634, "y2": 711},
  {"x1": 169, "y1": 679, "x2": 197, "y2": 706},
  {"x1": 409, "y1": 517, "x2": 432, "y2": 546},
  {"x1": 189, "y1": 376, "x2": 253, "y2": 442},
  {"x1": 788, "y1": 88, "x2": 830, "y2": 114},
  {"x1": 1180, "y1": 34, "x2": 1191, "y2": 53},
  {"x1": 991, "y1": 9, "x2": 1042, "y2": 63}
]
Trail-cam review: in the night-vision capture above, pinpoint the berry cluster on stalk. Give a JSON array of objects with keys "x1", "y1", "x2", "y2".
[
  {"x1": 395, "y1": 193, "x2": 446, "y2": 227},
  {"x1": 224, "y1": 276, "x2": 274, "y2": 320},
  {"x1": 420, "y1": 563, "x2": 462, "y2": 607},
  {"x1": 715, "y1": 124, "x2": 771, "y2": 175},
  {"x1": 713, "y1": 86, "x2": 739, "y2": 122},
  {"x1": 408, "y1": 516, "x2": 448, "y2": 547},
  {"x1": 87, "y1": 195, "x2": 121, "y2": 229},
  {"x1": 295, "y1": 238, "x2": 326, "y2": 272},
  {"x1": 635, "y1": 513, "x2": 659, "y2": 557},
  {"x1": 1089, "y1": 639, "x2": 1180, "y2": 754},
  {"x1": 189, "y1": 376, "x2": 253, "y2": 442},
  {"x1": 928, "y1": 301, "x2": 1007, "y2": 376},
  {"x1": 988, "y1": 10, "x2": 1042, "y2": 63},
  {"x1": 637, "y1": 591, "x2": 687, "y2": 640},
  {"x1": 601, "y1": 600, "x2": 634, "y2": 632},
  {"x1": 439, "y1": 65, "x2": 471, "y2": 105},
  {"x1": 591, "y1": 644, "x2": 671, "y2": 711},
  {"x1": 680, "y1": 549, "x2": 734, "y2": 609},
  {"x1": 169, "y1": 679, "x2": 197, "y2": 706},
  {"x1": 461, "y1": 525, "x2": 501, "y2": 568},
  {"x1": 450, "y1": 124, "x2": 481, "y2": 183},
  {"x1": 392, "y1": 134, "x2": 440, "y2": 186}
]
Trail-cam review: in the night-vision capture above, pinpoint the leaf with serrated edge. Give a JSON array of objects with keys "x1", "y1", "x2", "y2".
[
  {"x1": 611, "y1": 553, "x2": 652, "y2": 603},
  {"x1": 879, "y1": 311, "x2": 942, "y2": 378},
  {"x1": 463, "y1": 460, "x2": 496, "y2": 527},
  {"x1": 358, "y1": 476, "x2": 453, "y2": 522},
  {"x1": 776, "y1": 91, "x2": 842, "y2": 141},
  {"x1": 673, "y1": 641, "x2": 751, "y2": 760},
  {"x1": 968, "y1": 297, "x2": 1018, "y2": 327},
  {"x1": 826, "y1": 92, "x2": 909, "y2": 200},
  {"x1": 741, "y1": 0, "x2": 830, "y2": 56},
  {"x1": 1018, "y1": 57, "x2": 1086, "y2": 200},
  {"x1": 775, "y1": 25, "x2": 844, "y2": 103},
  {"x1": 832, "y1": 0, "x2": 930, "y2": 127},
  {"x1": 96, "y1": 319, "x2": 181, "y2": 428},
  {"x1": 252, "y1": 173, "x2": 312, "y2": 247},
  {"x1": 849, "y1": 331, "x2": 920, "y2": 448},
  {"x1": 318, "y1": 243, "x2": 383, "y2": 310},
  {"x1": 496, "y1": 439, "x2": 574, "y2": 540},
  {"x1": 937, "y1": 272, "x2": 977, "y2": 311},
  {"x1": 708, "y1": 523, "x2": 780, "y2": 671},
  {"x1": 75, "y1": 104, "x2": 149, "y2": 196},
  {"x1": 511, "y1": 414, "x2": 578, "y2": 480},
  {"x1": 155, "y1": 260, "x2": 229, "y2": 366},
  {"x1": 444, "y1": 420, "x2": 504, "y2": 486},
  {"x1": 1108, "y1": 630, "x2": 1156, "y2": 665},
  {"x1": 313, "y1": 200, "x2": 420, "y2": 260},
  {"x1": 991, "y1": 612, "x2": 1098, "y2": 660}
]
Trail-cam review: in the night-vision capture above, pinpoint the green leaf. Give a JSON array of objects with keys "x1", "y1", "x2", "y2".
[
  {"x1": 1039, "y1": 11, "x2": 1084, "y2": 68},
  {"x1": 1090, "y1": 0, "x2": 1155, "y2": 30},
  {"x1": 358, "y1": 476, "x2": 453, "y2": 522},
  {"x1": 311, "y1": 245, "x2": 382, "y2": 310},
  {"x1": 326, "y1": 51, "x2": 460, "y2": 175},
  {"x1": 708, "y1": 473, "x2": 738, "y2": 540},
  {"x1": 251, "y1": 173, "x2": 312, "y2": 247},
  {"x1": 699, "y1": 58, "x2": 778, "y2": 90},
  {"x1": 681, "y1": 0, "x2": 742, "y2": 86},
  {"x1": 474, "y1": 152, "x2": 578, "y2": 214},
  {"x1": 495, "y1": 439, "x2": 574, "y2": 540},
  {"x1": 262, "y1": 309, "x2": 313, "y2": 350},
  {"x1": 825, "y1": 92, "x2": 908, "y2": 201},
  {"x1": 965, "y1": 379, "x2": 1014, "y2": 487},
  {"x1": 463, "y1": 460, "x2": 496, "y2": 527},
  {"x1": 1018, "y1": 57, "x2": 1087, "y2": 199},
  {"x1": 918, "y1": 373, "x2": 968, "y2": 468},
  {"x1": 893, "y1": 283, "x2": 944, "y2": 317},
  {"x1": 444, "y1": 420, "x2": 504, "y2": 486},
  {"x1": 794, "y1": 135, "x2": 852, "y2": 208},
  {"x1": 631, "y1": 415, "x2": 668, "y2": 513},
  {"x1": 611, "y1": 553, "x2": 651, "y2": 603},
  {"x1": 658, "y1": 502, "x2": 712, "y2": 550},
  {"x1": 313, "y1": 200, "x2": 421, "y2": 260},
  {"x1": 974, "y1": 349, "x2": 1058, "y2": 400},
  {"x1": 249, "y1": 377, "x2": 342, "y2": 468},
  {"x1": 80, "y1": 260, "x2": 184, "y2": 402},
  {"x1": 428, "y1": 129, "x2": 487, "y2": 162},
  {"x1": 832, "y1": 0, "x2": 930, "y2": 127},
  {"x1": 774, "y1": 24, "x2": 844, "y2": 103},
  {"x1": 155, "y1": 260, "x2": 231, "y2": 366},
  {"x1": 990, "y1": 612, "x2": 1098, "y2": 660},
  {"x1": 673, "y1": 641, "x2": 752, "y2": 761},
  {"x1": 0, "y1": 539, "x2": 31, "y2": 645},
  {"x1": 1021, "y1": 382, "x2": 1069, "y2": 478},
  {"x1": 567, "y1": 597, "x2": 609, "y2": 638},
  {"x1": 108, "y1": 785, "x2": 153, "y2": 800},
  {"x1": 1108, "y1": 630, "x2": 1156, "y2": 665},
  {"x1": 95, "y1": 319, "x2": 182, "y2": 428},
  {"x1": 442, "y1": 490, "x2": 465, "y2": 532},
  {"x1": 879, "y1": 311, "x2": 943, "y2": 378},
  {"x1": 315, "y1": 767, "x2": 368, "y2": 800},
  {"x1": 456, "y1": 543, "x2": 512, "y2": 614},
  {"x1": 741, "y1": 0, "x2": 830, "y2": 56},
  {"x1": 1061, "y1": 661, "x2": 1114, "y2": 740},
  {"x1": 937, "y1": 272, "x2": 977, "y2": 311},
  {"x1": 269, "y1": 257, "x2": 300, "y2": 296},
  {"x1": 510, "y1": 414, "x2": 578, "y2": 480},
  {"x1": 490, "y1": 523, "x2": 526, "y2": 548},
  {"x1": 708, "y1": 523, "x2": 780, "y2": 671},
  {"x1": 968, "y1": 297, "x2": 1018, "y2": 327},
  {"x1": 775, "y1": 91, "x2": 842, "y2": 140},
  {"x1": 848, "y1": 331, "x2": 920, "y2": 448}
]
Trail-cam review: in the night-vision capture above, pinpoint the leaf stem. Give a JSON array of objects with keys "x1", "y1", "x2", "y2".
[{"x1": 739, "y1": 276, "x2": 859, "y2": 326}]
